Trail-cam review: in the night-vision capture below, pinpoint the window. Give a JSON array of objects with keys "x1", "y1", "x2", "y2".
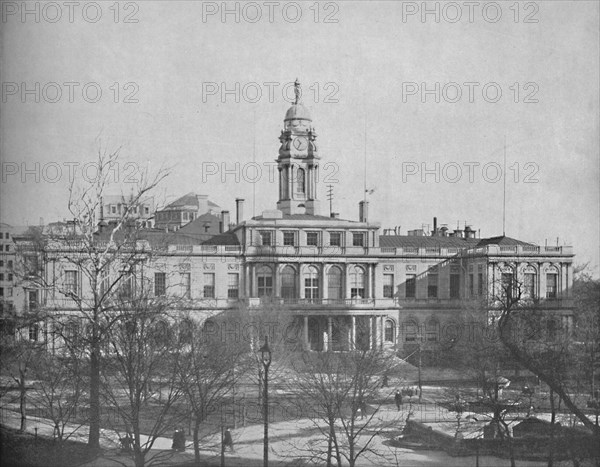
[
  {"x1": 145, "y1": 206, "x2": 150, "y2": 215},
  {"x1": 260, "y1": 231, "x2": 272, "y2": 246},
  {"x1": 281, "y1": 266, "x2": 297, "y2": 299},
  {"x1": 329, "y1": 232, "x2": 341, "y2": 247},
  {"x1": 524, "y1": 273, "x2": 536, "y2": 298},
  {"x1": 7, "y1": 287, "x2": 12, "y2": 297},
  {"x1": 155, "y1": 273, "x2": 166, "y2": 296},
  {"x1": 181, "y1": 273, "x2": 191, "y2": 299},
  {"x1": 257, "y1": 266, "x2": 273, "y2": 297},
  {"x1": 227, "y1": 273, "x2": 239, "y2": 299},
  {"x1": 306, "y1": 232, "x2": 319, "y2": 246},
  {"x1": 404, "y1": 320, "x2": 419, "y2": 342},
  {"x1": 118, "y1": 275, "x2": 134, "y2": 300},
  {"x1": 29, "y1": 323, "x2": 39, "y2": 342},
  {"x1": 427, "y1": 273, "x2": 438, "y2": 298},
  {"x1": 385, "y1": 319, "x2": 395, "y2": 342},
  {"x1": 425, "y1": 319, "x2": 439, "y2": 342},
  {"x1": 477, "y1": 272, "x2": 484, "y2": 296},
  {"x1": 304, "y1": 266, "x2": 320, "y2": 300},
  {"x1": 501, "y1": 273, "x2": 513, "y2": 300},
  {"x1": 350, "y1": 266, "x2": 365, "y2": 298},
  {"x1": 469, "y1": 274, "x2": 474, "y2": 297},
  {"x1": 283, "y1": 231, "x2": 295, "y2": 246},
  {"x1": 203, "y1": 273, "x2": 215, "y2": 298},
  {"x1": 183, "y1": 212, "x2": 189, "y2": 221},
  {"x1": 352, "y1": 232, "x2": 364, "y2": 247},
  {"x1": 0, "y1": 261, "x2": 3, "y2": 267},
  {"x1": 327, "y1": 266, "x2": 343, "y2": 300},
  {"x1": 0, "y1": 288, "x2": 3, "y2": 296},
  {"x1": 28, "y1": 290, "x2": 38, "y2": 310},
  {"x1": 546, "y1": 273, "x2": 557, "y2": 299},
  {"x1": 8, "y1": 260, "x2": 13, "y2": 269},
  {"x1": 383, "y1": 274, "x2": 394, "y2": 298},
  {"x1": 450, "y1": 274, "x2": 460, "y2": 299},
  {"x1": 5, "y1": 245, "x2": 9, "y2": 252},
  {"x1": 296, "y1": 168, "x2": 306, "y2": 195},
  {"x1": 111, "y1": 205, "x2": 117, "y2": 214},
  {"x1": 405, "y1": 274, "x2": 416, "y2": 298},
  {"x1": 0, "y1": 274, "x2": 3, "y2": 281},
  {"x1": 64, "y1": 270, "x2": 78, "y2": 295},
  {"x1": 7, "y1": 273, "x2": 12, "y2": 281}
]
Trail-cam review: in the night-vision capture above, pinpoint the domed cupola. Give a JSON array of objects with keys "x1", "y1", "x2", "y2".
[{"x1": 276, "y1": 79, "x2": 321, "y2": 216}]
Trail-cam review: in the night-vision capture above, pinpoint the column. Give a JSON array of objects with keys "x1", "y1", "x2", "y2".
[
  {"x1": 251, "y1": 264, "x2": 257, "y2": 297},
  {"x1": 368, "y1": 317, "x2": 373, "y2": 350},
  {"x1": 379, "y1": 316, "x2": 384, "y2": 349},
  {"x1": 368, "y1": 264, "x2": 374, "y2": 299},
  {"x1": 321, "y1": 265, "x2": 328, "y2": 300},
  {"x1": 327, "y1": 317, "x2": 333, "y2": 352},
  {"x1": 244, "y1": 264, "x2": 251, "y2": 297},
  {"x1": 304, "y1": 316, "x2": 309, "y2": 351},
  {"x1": 351, "y1": 316, "x2": 356, "y2": 351},
  {"x1": 346, "y1": 264, "x2": 352, "y2": 299},
  {"x1": 298, "y1": 264, "x2": 304, "y2": 299},
  {"x1": 274, "y1": 265, "x2": 280, "y2": 298}
]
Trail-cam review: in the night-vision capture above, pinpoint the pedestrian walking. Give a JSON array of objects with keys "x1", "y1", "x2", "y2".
[
  {"x1": 359, "y1": 399, "x2": 367, "y2": 419},
  {"x1": 223, "y1": 427, "x2": 234, "y2": 452},
  {"x1": 394, "y1": 389, "x2": 403, "y2": 411}
]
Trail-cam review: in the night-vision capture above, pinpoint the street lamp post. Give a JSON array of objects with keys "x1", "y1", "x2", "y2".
[{"x1": 259, "y1": 336, "x2": 272, "y2": 467}]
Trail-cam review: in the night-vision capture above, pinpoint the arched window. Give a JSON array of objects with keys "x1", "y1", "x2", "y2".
[
  {"x1": 425, "y1": 318, "x2": 439, "y2": 342},
  {"x1": 295, "y1": 168, "x2": 306, "y2": 196},
  {"x1": 304, "y1": 266, "x2": 320, "y2": 301},
  {"x1": 327, "y1": 266, "x2": 343, "y2": 301},
  {"x1": 281, "y1": 265, "x2": 297, "y2": 299},
  {"x1": 385, "y1": 319, "x2": 395, "y2": 343},
  {"x1": 350, "y1": 266, "x2": 365, "y2": 298},
  {"x1": 257, "y1": 266, "x2": 273, "y2": 298}
]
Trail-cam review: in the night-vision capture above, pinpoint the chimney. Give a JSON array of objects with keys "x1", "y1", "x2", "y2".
[
  {"x1": 433, "y1": 217, "x2": 437, "y2": 236},
  {"x1": 235, "y1": 198, "x2": 244, "y2": 224},
  {"x1": 359, "y1": 200, "x2": 369, "y2": 223},
  {"x1": 220, "y1": 210, "x2": 230, "y2": 233},
  {"x1": 330, "y1": 212, "x2": 339, "y2": 219}
]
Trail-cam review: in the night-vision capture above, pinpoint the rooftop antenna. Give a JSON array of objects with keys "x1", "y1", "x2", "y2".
[
  {"x1": 252, "y1": 109, "x2": 256, "y2": 218},
  {"x1": 363, "y1": 114, "x2": 367, "y2": 203},
  {"x1": 327, "y1": 184, "x2": 334, "y2": 216},
  {"x1": 503, "y1": 135, "x2": 507, "y2": 236}
]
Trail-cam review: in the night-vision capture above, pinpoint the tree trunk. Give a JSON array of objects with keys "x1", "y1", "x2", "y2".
[
  {"x1": 134, "y1": 446, "x2": 145, "y2": 467},
  {"x1": 18, "y1": 369, "x2": 27, "y2": 432},
  {"x1": 326, "y1": 416, "x2": 335, "y2": 467},
  {"x1": 88, "y1": 343, "x2": 101, "y2": 450},
  {"x1": 193, "y1": 418, "x2": 201, "y2": 463},
  {"x1": 548, "y1": 389, "x2": 556, "y2": 467}
]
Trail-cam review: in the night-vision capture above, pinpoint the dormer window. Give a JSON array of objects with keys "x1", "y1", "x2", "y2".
[
  {"x1": 306, "y1": 232, "x2": 319, "y2": 247},
  {"x1": 260, "y1": 231, "x2": 273, "y2": 246},
  {"x1": 352, "y1": 232, "x2": 365, "y2": 247}
]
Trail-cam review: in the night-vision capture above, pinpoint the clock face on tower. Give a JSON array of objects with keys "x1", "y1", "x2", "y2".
[{"x1": 293, "y1": 136, "x2": 308, "y2": 151}]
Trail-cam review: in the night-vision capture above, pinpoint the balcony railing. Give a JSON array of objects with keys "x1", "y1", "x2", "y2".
[{"x1": 245, "y1": 297, "x2": 398, "y2": 308}]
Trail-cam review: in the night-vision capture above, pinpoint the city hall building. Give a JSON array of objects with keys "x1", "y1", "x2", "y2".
[{"x1": 10, "y1": 91, "x2": 575, "y2": 357}]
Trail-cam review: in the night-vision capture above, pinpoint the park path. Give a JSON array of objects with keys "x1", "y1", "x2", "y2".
[{"x1": 1, "y1": 396, "x2": 554, "y2": 467}]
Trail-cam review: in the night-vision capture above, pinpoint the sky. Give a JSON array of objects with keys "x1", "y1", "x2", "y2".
[{"x1": 1, "y1": 1, "x2": 599, "y2": 274}]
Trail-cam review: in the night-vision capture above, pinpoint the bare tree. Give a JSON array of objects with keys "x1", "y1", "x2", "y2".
[
  {"x1": 29, "y1": 340, "x2": 86, "y2": 442},
  {"x1": 494, "y1": 270, "x2": 600, "y2": 436},
  {"x1": 12, "y1": 145, "x2": 169, "y2": 450},
  {"x1": 175, "y1": 309, "x2": 251, "y2": 464},
  {"x1": 100, "y1": 292, "x2": 184, "y2": 467},
  {"x1": 0, "y1": 304, "x2": 45, "y2": 432},
  {"x1": 289, "y1": 336, "x2": 399, "y2": 467}
]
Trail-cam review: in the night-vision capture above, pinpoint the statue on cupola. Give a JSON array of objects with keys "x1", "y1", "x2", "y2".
[{"x1": 276, "y1": 79, "x2": 321, "y2": 216}]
